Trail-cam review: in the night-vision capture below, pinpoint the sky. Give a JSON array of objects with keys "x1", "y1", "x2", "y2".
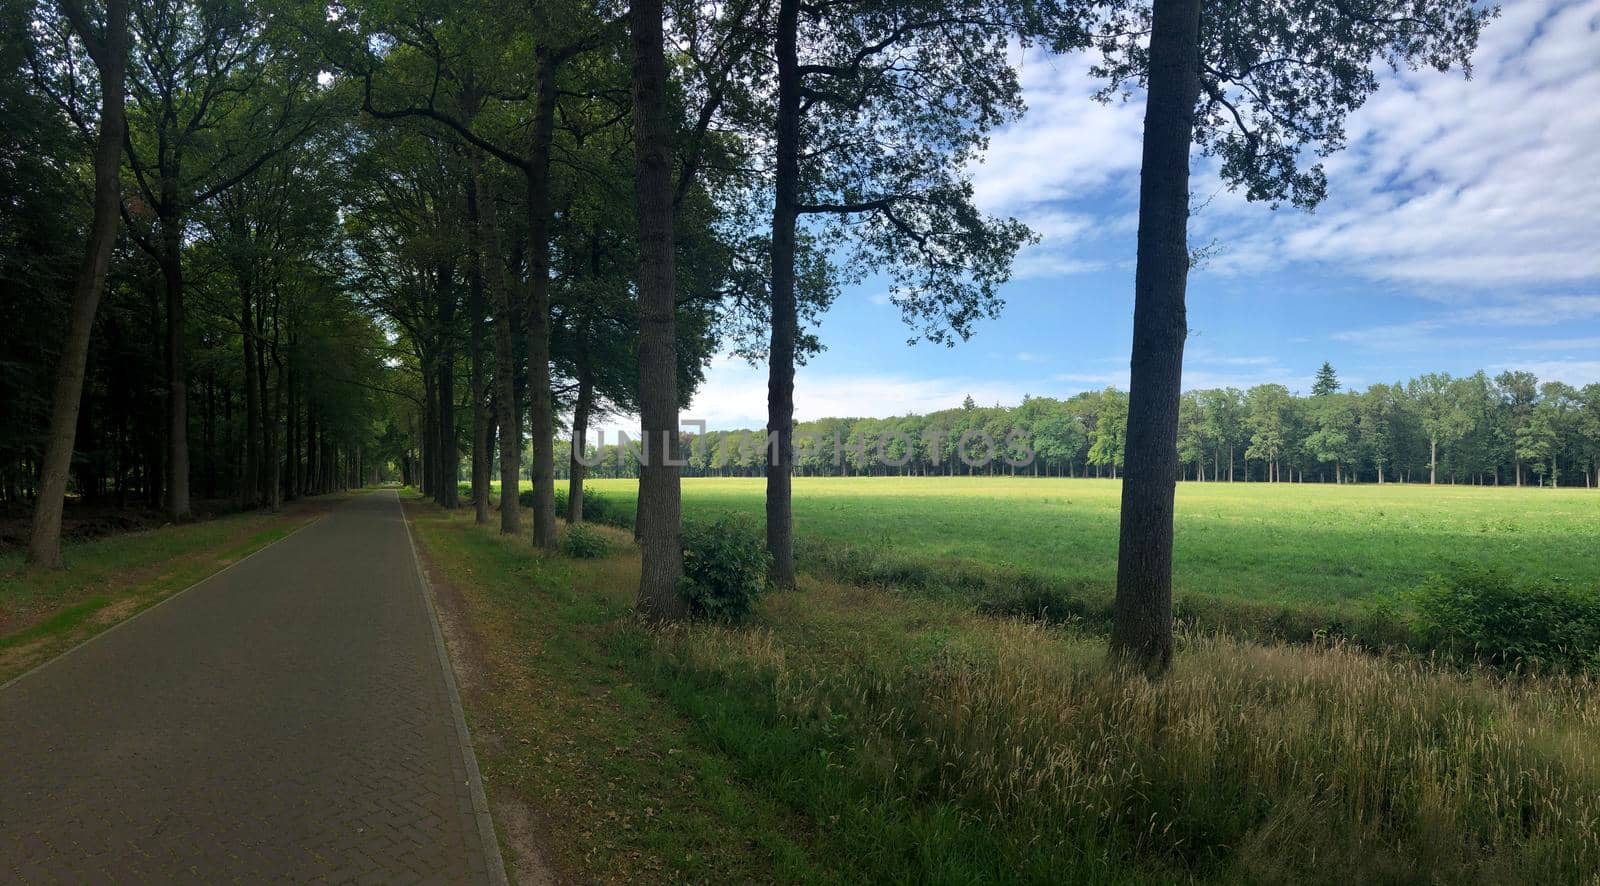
[{"x1": 654, "y1": 0, "x2": 1600, "y2": 433}]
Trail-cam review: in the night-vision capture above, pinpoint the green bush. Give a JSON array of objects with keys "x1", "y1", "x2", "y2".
[
  {"x1": 678, "y1": 516, "x2": 770, "y2": 623},
  {"x1": 519, "y1": 486, "x2": 634, "y2": 530},
  {"x1": 1411, "y1": 568, "x2": 1600, "y2": 672},
  {"x1": 561, "y1": 523, "x2": 611, "y2": 559}
]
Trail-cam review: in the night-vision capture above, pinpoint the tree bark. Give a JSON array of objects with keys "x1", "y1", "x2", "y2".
[
  {"x1": 568, "y1": 364, "x2": 592, "y2": 523},
  {"x1": 524, "y1": 56, "x2": 559, "y2": 553},
  {"x1": 436, "y1": 259, "x2": 459, "y2": 509},
  {"x1": 161, "y1": 226, "x2": 190, "y2": 520},
  {"x1": 1109, "y1": 0, "x2": 1201, "y2": 677},
  {"x1": 266, "y1": 293, "x2": 283, "y2": 510},
  {"x1": 631, "y1": 0, "x2": 687, "y2": 618},
  {"x1": 240, "y1": 281, "x2": 261, "y2": 508},
  {"x1": 466, "y1": 177, "x2": 491, "y2": 525},
  {"x1": 467, "y1": 150, "x2": 521, "y2": 533},
  {"x1": 765, "y1": 0, "x2": 801, "y2": 590},
  {"x1": 27, "y1": 0, "x2": 130, "y2": 568}
]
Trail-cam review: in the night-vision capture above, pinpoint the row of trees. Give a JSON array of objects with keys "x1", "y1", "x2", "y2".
[
  {"x1": 6, "y1": 0, "x2": 402, "y2": 567},
  {"x1": 13, "y1": 0, "x2": 1492, "y2": 674},
  {"x1": 556, "y1": 365, "x2": 1600, "y2": 488}
]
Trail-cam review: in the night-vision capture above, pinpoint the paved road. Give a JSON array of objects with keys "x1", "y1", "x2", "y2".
[{"x1": 0, "y1": 491, "x2": 504, "y2": 883}]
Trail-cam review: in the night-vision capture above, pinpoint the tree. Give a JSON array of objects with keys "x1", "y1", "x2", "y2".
[
  {"x1": 1408, "y1": 372, "x2": 1470, "y2": 485},
  {"x1": 1311, "y1": 361, "x2": 1340, "y2": 397},
  {"x1": 26, "y1": 0, "x2": 130, "y2": 568},
  {"x1": 1087, "y1": 388, "x2": 1129, "y2": 478},
  {"x1": 1306, "y1": 393, "x2": 1358, "y2": 482},
  {"x1": 1098, "y1": 0, "x2": 1490, "y2": 673},
  {"x1": 1496, "y1": 370, "x2": 1538, "y2": 485},
  {"x1": 120, "y1": 0, "x2": 324, "y2": 520},
  {"x1": 1244, "y1": 384, "x2": 1291, "y2": 482},
  {"x1": 630, "y1": 0, "x2": 687, "y2": 618},
  {"x1": 760, "y1": 0, "x2": 1039, "y2": 587}
]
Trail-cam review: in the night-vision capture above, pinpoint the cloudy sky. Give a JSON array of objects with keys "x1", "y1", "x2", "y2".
[{"x1": 665, "y1": 0, "x2": 1600, "y2": 432}]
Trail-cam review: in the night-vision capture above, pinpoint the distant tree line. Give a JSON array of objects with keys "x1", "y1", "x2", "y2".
[{"x1": 558, "y1": 364, "x2": 1600, "y2": 488}]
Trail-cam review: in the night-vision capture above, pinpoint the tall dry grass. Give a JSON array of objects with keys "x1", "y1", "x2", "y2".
[{"x1": 650, "y1": 604, "x2": 1600, "y2": 883}]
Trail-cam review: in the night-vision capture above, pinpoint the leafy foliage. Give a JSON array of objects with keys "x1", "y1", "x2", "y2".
[
  {"x1": 560, "y1": 522, "x2": 610, "y2": 559},
  {"x1": 678, "y1": 515, "x2": 770, "y2": 624},
  {"x1": 1412, "y1": 568, "x2": 1600, "y2": 673}
]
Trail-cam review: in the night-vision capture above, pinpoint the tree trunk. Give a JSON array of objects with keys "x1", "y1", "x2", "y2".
[
  {"x1": 437, "y1": 272, "x2": 460, "y2": 509},
  {"x1": 466, "y1": 184, "x2": 491, "y2": 525},
  {"x1": 240, "y1": 283, "x2": 261, "y2": 508},
  {"x1": 26, "y1": 0, "x2": 129, "y2": 568},
  {"x1": 467, "y1": 150, "x2": 521, "y2": 534},
  {"x1": 568, "y1": 365, "x2": 592, "y2": 523},
  {"x1": 524, "y1": 56, "x2": 559, "y2": 553},
  {"x1": 1430, "y1": 436, "x2": 1438, "y2": 485},
  {"x1": 160, "y1": 219, "x2": 191, "y2": 518},
  {"x1": 1109, "y1": 0, "x2": 1201, "y2": 677},
  {"x1": 631, "y1": 0, "x2": 687, "y2": 618},
  {"x1": 266, "y1": 301, "x2": 283, "y2": 511},
  {"x1": 421, "y1": 361, "x2": 436, "y2": 498},
  {"x1": 764, "y1": 0, "x2": 801, "y2": 590}
]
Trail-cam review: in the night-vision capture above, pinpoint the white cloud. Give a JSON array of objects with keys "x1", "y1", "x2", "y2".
[
  {"x1": 1203, "y1": 0, "x2": 1600, "y2": 291},
  {"x1": 1490, "y1": 360, "x2": 1600, "y2": 386}
]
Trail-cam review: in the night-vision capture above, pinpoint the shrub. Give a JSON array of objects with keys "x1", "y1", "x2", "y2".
[
  {"x1": 561, "y1": 523, "x2": 611, "y2": 559},
  {"x1": 678, "y1": 516, "x2": 770, "y2": 623},
  {"x1": 1411, "y1": 567, "x2": 1600, "y2": 672},
  {"x1": 519, "y1": 486, "x2": 635, "y2": 530}
]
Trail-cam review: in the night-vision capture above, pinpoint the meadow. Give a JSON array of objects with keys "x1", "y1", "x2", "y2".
[
  {"x1": 566, "y1": 478, "x2": 1598, "y2": 654},
  {"x1": 407, "y1": 488, "x2": 1600, "y2": 883}
]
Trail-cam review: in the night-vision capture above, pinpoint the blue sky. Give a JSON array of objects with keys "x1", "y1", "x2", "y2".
[{"x1": 667, "y1": 0, "x2": 1600, "y2": 432}]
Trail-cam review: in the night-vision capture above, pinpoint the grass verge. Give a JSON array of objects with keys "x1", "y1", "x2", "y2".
[
  {"x1": 408, "y1": 495, "x2": 1600, "y2": 884},
  {"x1": 0, "y1": 497, "x2": 337, "y2": 684}
]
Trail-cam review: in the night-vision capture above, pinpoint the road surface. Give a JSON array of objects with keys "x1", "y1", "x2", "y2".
[{"x1": 0, "y1": 490, "x2": 505, "y2": 883}]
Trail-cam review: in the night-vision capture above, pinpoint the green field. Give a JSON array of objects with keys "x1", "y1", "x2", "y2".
[
  {"x1": 412, "y1": 486, "x2": 1600, "y2": 882},
  {"x1": 584, "y1": 477, "x2": 1600, "y2": 607}
]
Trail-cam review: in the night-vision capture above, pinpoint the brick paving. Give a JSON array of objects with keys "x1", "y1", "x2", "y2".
[{"x1": 0, "y1": 491, "x2": 504, "y2": 883}]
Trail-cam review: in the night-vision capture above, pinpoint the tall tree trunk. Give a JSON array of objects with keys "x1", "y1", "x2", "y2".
[
  {"x1": 467, "y1": 150, "x2": 521, "y2": 533},
  {"x1": 764, "y1": 0, "x2": 801, "y2": 590},
  {"x1": 438, "y1": 346, "x2": 458, "y2": 507},
  {"x1": 1109, "y1": 0, "x2": 1201, "y2": 677},
  {"x1": 466, "y1": 176, "x2": 491, "y2": 525},
  {"x1": 1430, "y1": 436, "x2": 1438, "y2": 485},
  {"x1": 421, "y1": 361, "x2": 436, "y2": 498},
  {"x1": 266, "y1": 308, "x2": 283, "y2": 511},
  {"x1": 240, "y1": 284, "x2": 261, "y2": 508},
  {"x1": 160, "y1": 227, "x2": 191, "y2": 519},
  {"x1": 285, "y1": 358, "x2": 298, "y2": 499},
  {"x1": 631, "y1": 0, "x2": 687, "y2": 617},
  {"x1": 568, "y1": 364, "x2": 593, "y2": 523},
  {"x1": 27, "y1": 0, "x2": 129, "y2": 568},
  {"x1": 524, "y1": 56, "x2": 559, "y2": 553}
]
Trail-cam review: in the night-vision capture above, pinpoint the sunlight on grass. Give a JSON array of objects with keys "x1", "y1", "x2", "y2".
[{"x1": 410, "y1": 496, "x2": 1600, "y2": 883}]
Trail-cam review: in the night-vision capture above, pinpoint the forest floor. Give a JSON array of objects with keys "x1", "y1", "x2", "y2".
[
  {"x1": 0, "y1": 497, "x2": 243, "y2": 553},
  {"x1": 0, "y1": 494, "x2": 340, "y2": 684},
  {"x1": 409, "y1": 489, "x2": 1600, "y2": 883}
]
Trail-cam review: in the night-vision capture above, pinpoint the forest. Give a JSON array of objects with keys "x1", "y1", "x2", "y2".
[{"x1": 566, "y1": 364, "x2": 1600, "y2": 486}]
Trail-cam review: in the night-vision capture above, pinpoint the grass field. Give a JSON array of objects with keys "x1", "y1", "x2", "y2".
[
  {"x1": 408, "y1": 493, "x2": 1600, "y2": 883},
  {"x1": 583, "y1": 477, "x2": 1600, "y2": 608}
]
